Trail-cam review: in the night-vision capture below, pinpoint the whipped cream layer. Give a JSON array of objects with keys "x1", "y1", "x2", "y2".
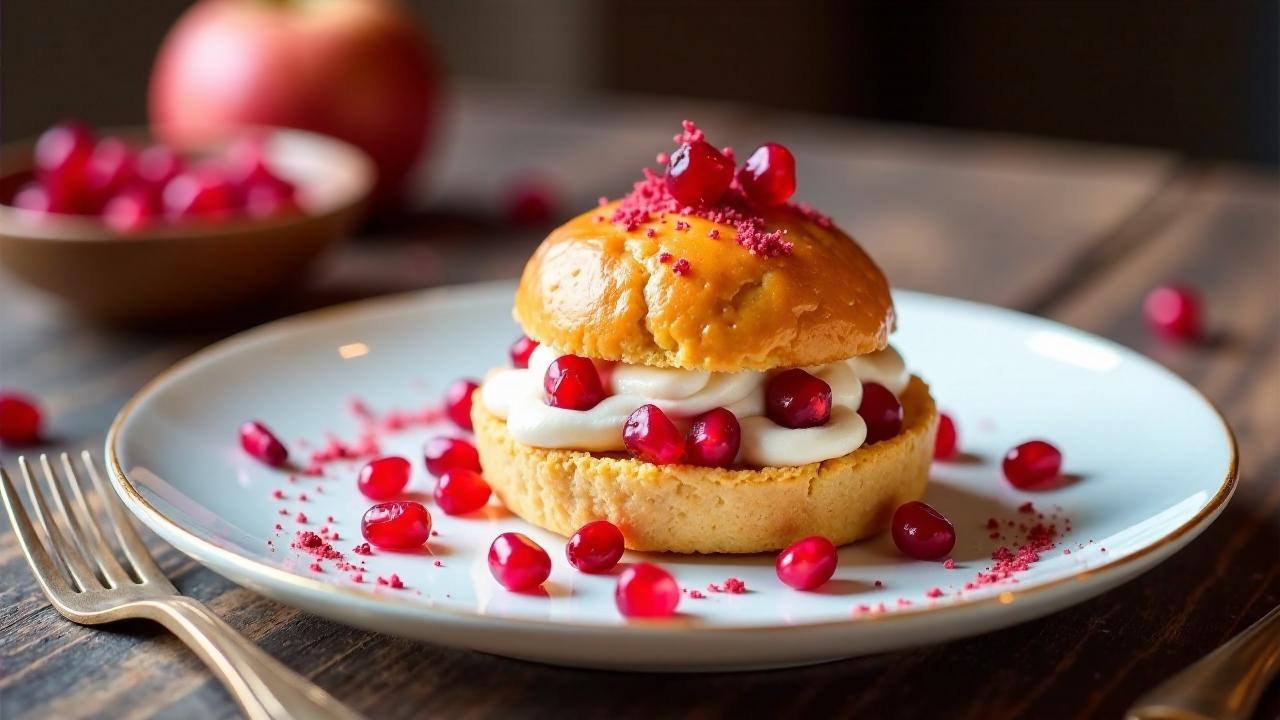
[{"x1": 481, "y1": 344, "x2": 910, "y2": 467}]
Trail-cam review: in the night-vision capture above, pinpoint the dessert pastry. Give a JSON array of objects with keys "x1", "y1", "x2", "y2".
[{"x1": 473, "y1": 122, "x2": 937, "y2": 553}]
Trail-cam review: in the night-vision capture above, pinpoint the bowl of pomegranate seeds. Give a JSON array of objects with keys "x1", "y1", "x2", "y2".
[{"x1": 0, "y1": 121, "x2": 373, "y2": 323}]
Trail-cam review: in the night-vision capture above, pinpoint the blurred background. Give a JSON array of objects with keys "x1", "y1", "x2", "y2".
[{"x1": 6, "y1": 0, "x2": 1277, "y2": 167}]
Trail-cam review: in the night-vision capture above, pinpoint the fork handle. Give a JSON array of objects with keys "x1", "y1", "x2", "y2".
[
  {"x1": 1126, "y1": 604, "x2": 1280, "y2": 720},
  {"x1": 136, "y1": 597, "x2": 362, "y2": 720}
]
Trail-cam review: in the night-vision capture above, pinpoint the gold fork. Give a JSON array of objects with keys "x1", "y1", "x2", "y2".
[{"x1": 0, "y1": 452, "x2": 362, "y2": 720}]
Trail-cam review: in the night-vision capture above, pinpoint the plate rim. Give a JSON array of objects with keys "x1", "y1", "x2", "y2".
[{"x1": 105, "y1": 282, "x2": 1239, "y2": 635}]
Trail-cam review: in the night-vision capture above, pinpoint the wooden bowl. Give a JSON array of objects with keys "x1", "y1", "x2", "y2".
[{"x1": 0, "y1": 127, "x2": 373, "y2": 324}]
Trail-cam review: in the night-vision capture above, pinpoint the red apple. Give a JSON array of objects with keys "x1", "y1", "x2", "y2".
[{"x1": 148, "y1": 0, "x2": 438, "y2": 208}]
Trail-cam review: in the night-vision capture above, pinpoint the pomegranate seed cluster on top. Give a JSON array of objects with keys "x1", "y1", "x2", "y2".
[{"x1": 606, "y1": 120, "x2": 832, "y2": 260}]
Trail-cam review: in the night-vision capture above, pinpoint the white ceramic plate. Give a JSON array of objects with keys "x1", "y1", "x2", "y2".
[{"x1": 108, "y1": 282, "x2": 1236, "y2": 671}]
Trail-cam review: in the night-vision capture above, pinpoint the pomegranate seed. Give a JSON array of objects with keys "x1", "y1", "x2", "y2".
[
  {"x1": 566, "y1": 520, "x2": 625, "y2": 573},
  {"x1": 775, "y1": 536, "x2": 838, "y2": 590},
  {"x1": 102, "y1": 186, "x2": 162, "y2": 232},
  {"x1": 509, "y1": 335, "x2": 539, "y2": 369},
  {"x1": 488, "y1": 532, "x2": 551, "y2": 591},
  {"x1": 86, "y1": 137, "x2": 137, "y2": 201},
  {"x1": 164, "y1": 166, "x2": 237, "y2": 220},
  {"x1": 738, "y1": 143, "x2": 797, "y2": 206},
  {"x1": 934, "y1": 412, "x2": 959, "y2": 460},
  {"x1": 239, "y1": 420, "x2": 288, "y2": 467},
  {"x1": 858, "y1": 382, "x2": 903, "y2": 444},
  {"x1": 765, "y1": 369, "x2": 832, "y2": 428},
  {"x1": 444, "y1": 378, "x2": 480, "y2": 431},
  {"x1": 357, "y1": 456, "x2": 411, "y2": 500},
  {"x1": 12, "y1": 183, "x2": 60, "y2": 215},
  {"x1": 1003, "y1": 440, "x2": 1063, "y2": 489},
  {"x1": 225, "y1": 133, "x2": 273, "y2": 187},
  {"x1": 665, "y1": 140, "x2": 734, "y2": 206},
  {"x1": 136, "y1": 144, "x2": 185, "y2": 188},
  {"x1": 543, "y1": 355, "x2": 605, "y2": 410},
  {"x1": 505, "y1": 177, "x2": 557, "y2": 227},
  {"x1": 361, "y1": 501, "x2": 432, "y2": 549},
  {"x1": 685, "y1": 407, "x2": 740, "y2": 467},
  {"x1": 423, "y1": 436, "x2": 481, "y2": 477},
  {"x1": 0, "y1": 391, "x2": 43, "y2": 445},
  {"x1": 34, "y1": 121, "x2": 95, "y2": 201},
  {"x1": 615, "y1": 563, "x2": 680, "y2": 618},
  {"x1": 243, "y1": 176, "x2": 299, "y2": 219},
  {"x1": 891, "y1": 501, "x2": 956, "y2": 560},
  {"x1": 623, "y1": 405, "x2": 684, "y2": 464},
  {"x1": 1144, "y1": 284, "x2": 1203, "y2": 341},
  {"x1": 435, "y1": 468, "x2": 492, "y2": 515}
]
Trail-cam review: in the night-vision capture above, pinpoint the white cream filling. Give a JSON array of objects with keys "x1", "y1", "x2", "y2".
[{"x1": 480, "y1": 343, "x2": 910, "y2": 467}]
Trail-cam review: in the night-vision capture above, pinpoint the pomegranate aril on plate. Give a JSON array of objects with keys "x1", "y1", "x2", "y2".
[
  {"x1": 1003, "y1": 440, "x2": 1063, "y2": 489},
  {"x1": 685, "y1": 407, "x2": 740, "y2": 467},
  {"x1": 544, "y1": 355, "x2": 606, "y2": 410},
  {"x1": 423, "y1": 436, "x2": 481, "y2": 477},
  {"x1": 0, "y1": 391, "x2": 43, "y2": 445},
  {"x1": 891, "y1": 501, "x2": 956, "y2": 560},
  {"x1": 444, "y1": 378, "x2": 480, "y2": 431},
  {"x1": 488, "y1": 532, "x2": 551, "y2": 591},
  {"x1": 776, "y1": 535, "x2": 838, "y2": 590},
  {"x1": 509, "y1": 334, "x2": 539, "y2": 369},
  {"x1": 435, "y1": 468, "x2": 492, "y2": 515},
  {"x1": 738, "y1": 143, "x2": 796, "y2": 206},
  {"x1": 361, "y1": 501, "x2": 432, "y2": 550},
  {"x1": 566, "y1": 520, "x2": 625, "y2": 573},
  {"x1": 239, "y1": 420, "x2": 288, "y2": 467},
  {"x1": 934, "y1": 412, "x2": 959, "y2": 460},
  {"x1": 665, "y1": 140, "x2": 734, "y2": 206},
  {"x1": 765, "y1": 369, "x2": 832, "y2": 429},
  {"x1": 357, "y1": 456, "x2": 411, "y2": 500},
  {"x1": 623, "y1": 404, "x2": 684, "y2": 464},
  {"x1": 1144, "y1": 284, "x2": 1203, "y2": 341},
  {"x1": 858, "y1": 382, "x2": 903, "y2": 444},
  {"x1": 616, "y1": 562, "x2": 680, "y2": 618}
]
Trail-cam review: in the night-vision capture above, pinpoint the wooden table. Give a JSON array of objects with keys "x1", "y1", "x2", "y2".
[{"x1": 3, "y1": 86, "x2": 1278, "y2": 719}]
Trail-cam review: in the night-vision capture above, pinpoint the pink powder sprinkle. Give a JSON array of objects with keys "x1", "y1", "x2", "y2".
[
  {"x1": 925, "y1": 587, "x2": 945, "y2": 598},
  {"x1": 1018, "y1": 502, "x2": 1035, "y2": 514},
  {"x1": 873, "y1": 580, "x2": 883, "y2": 588},
  {"x1": 707, "y1": 228, "x2": 720, "y2": 239},
  {"x1": 274, "y1": 523, "x2": 283, "y2": 531},
  {"x1": 376, "y1": 576, "x2": 388, "y2": 586},
  {"x1": 674, "y1": 220, "x2": 688, "y2": 231},
  {"x1": 598, "y1": 196, "x2": 609, "y2": 207},
  {"x1": 658, "y1": 251, "x2": 673, "y2": 264},
  {"x1": 655, "y1": 152, "x2": 669, "y2": 165},
  {"x1": 966, "y1": 523, "x2": 1059, "y2": 590},
  {"x1": 309, "y1": 562, "x2": 323, "y2": 573},
  {"x1": 672, "y1": 258, "x2": 692, "y2": 276},
  {"x1": 986, "y1": 517, "x2": 1000, "y2": 530},
  {"x1": 433, "y1": 560, "x2": 443, "y2": 567},
  {"x1": 688, "y1": 589, "x2": 706, "y2": 599},
  {"x1": 295, "y1": 512, "x2": 308, "y2": 524},
  {"x1": 387, "y1": 574, "x2": 404, "y2": 589},
  {"x1": 326, "y1": 515, "x2": 335, "y2": 523},
  {"x1": 277, "y1": 508, "x2": 289, "y2": 516},
  {"x1": 722, "y1": 577, "x2": 747, "y2": 593},
  {"x1": 352, "y1": 573, "x2": 363, "y2": 583},
  {"x1": 287, "y1": 474, "x2": 298, "y2": 483},
  {"x1": 430, "y1": 530, "x2": 440, "y2": 537},
  {"x1": 943, "y1": 558, "x2": 956, "y2": 570},
  {"x1": 352, "y1": 543, "x2": 372, "y2": 556},
  {"x1": 1063, "y1": 548, "x2": 1072, "y2": 555},
  {"x1": 271, "y1": 489, "x2": 285, "y2": 500},
  {"x1": 298, "y1": 493, "x2": 308, "y2": 502},
  {"x1": 645, "y1": 228, "x2": 656, "y2": 238},
  {"x1": 897, "y1": 598, "x2": 913, "y2": 607}
]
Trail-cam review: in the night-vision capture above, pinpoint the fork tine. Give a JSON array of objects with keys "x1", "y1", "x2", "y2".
[
  {"x1": 19, "y1": 456, "x2": 103, "y2": 592},
  {"x1": 82, "y1": 451, "x2": 169, "y2": 584},
  {"x1": 59, "y1": 453, "x2": 134, "y2": 588},
  {"x1": 39, "y1": 454, "x2": 108, "y2": 587},
  {"x1": 0, "y1": 464, "x2": 75, "y2": 599}
]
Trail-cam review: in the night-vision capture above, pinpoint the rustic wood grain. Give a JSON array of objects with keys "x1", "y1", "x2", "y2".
[{"x1": 2, "y1": 87, "x2": 1277, "y2": 719}]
